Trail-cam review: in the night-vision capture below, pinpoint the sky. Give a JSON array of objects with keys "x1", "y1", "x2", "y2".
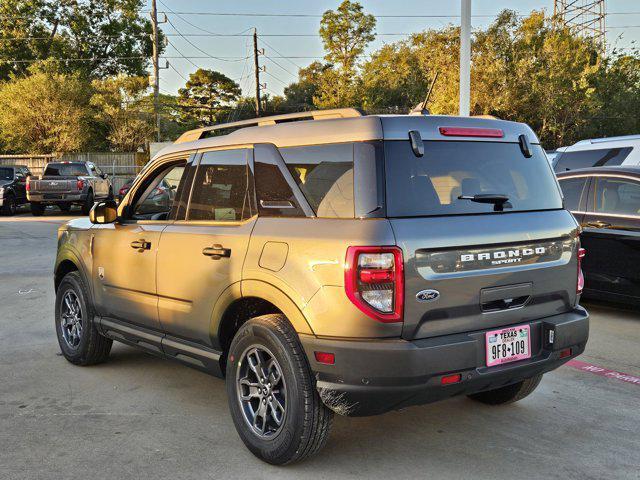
[{"x1": 148, "y1": 0, "x2": 640, "y2": 97}]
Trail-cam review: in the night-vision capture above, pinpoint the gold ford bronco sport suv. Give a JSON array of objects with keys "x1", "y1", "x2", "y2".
[{"x1": 54, "y1": 109, "x2": 589, "y2": 464}]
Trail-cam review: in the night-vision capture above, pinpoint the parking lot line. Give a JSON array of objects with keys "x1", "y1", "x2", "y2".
[{"x1": 566, "y1": 359, "x2": 640, "y2": 386}]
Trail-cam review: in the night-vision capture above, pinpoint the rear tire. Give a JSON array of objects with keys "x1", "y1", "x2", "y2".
[
  {"x1": 1, "y1": 194, "x2": 16, "y2": 215},
  {"x1": 81, "y1": 190, "x2": 94, "y2": 215},
  {"x1": 30, "y1": 202, "x2": 45, "y2": 216},
  {"x1": 467, "y1": 374, "x2": 543, "y2": 405},
  {"x1": 226, "y1": 314, "x2": 333, "y2": 465},
  {"x1": 55, "y1": 271, "x2": 112, "y2": 366}
]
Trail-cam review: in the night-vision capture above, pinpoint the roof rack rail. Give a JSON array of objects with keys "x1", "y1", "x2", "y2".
[{"x1": 174, "y1": 108, "x2": 364, "y2": 144}]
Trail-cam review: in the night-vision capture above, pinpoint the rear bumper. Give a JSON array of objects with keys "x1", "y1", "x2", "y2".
[
  {"x1": 300, "y1": 306, "x2": 589, "y2": 416},
  {"x1": 28, "y1": 193, "x2": 86, "y2": 203}
]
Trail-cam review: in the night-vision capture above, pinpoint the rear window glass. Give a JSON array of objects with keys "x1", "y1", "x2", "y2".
[
  {"x1": 279, "y1": 143, "x2": 354, "y2": 218},
  {"x1": 0, "y1": 167, "x2": 13, "y2": 180},
  {"x1": 44, "y1": 163, "x2": 89, "y2": 176},
  {"x1": 554, "y1": 147, "x2": 633, "y2": 172},
  {"x1": 384, "y1": 140, "x2": 563, "y2": 217},
  {"x1": 558, "y1": 177, "x2": 588, "y2": 211}
]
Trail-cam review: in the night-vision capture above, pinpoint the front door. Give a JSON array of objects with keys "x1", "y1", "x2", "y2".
[
  {"x1": 92, "y1": 159, "x2": 188, "y2": 331},
  {"x1": 157, "y1": 147, "x2": 256, "y2": 347},
  {"x1": 580, "y1": 175, "x2": 640, "y2": 300}
]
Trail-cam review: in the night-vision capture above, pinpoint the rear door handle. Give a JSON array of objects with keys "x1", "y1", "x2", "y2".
[
  {"x1": 131, "y1": 239, "x2": 151, "y2": 252},
  {"x1": 586, "y1": 221, "x2": 611, "y2": 229},
  {"x1": 202, "y1": 244, "x2": 231, "y2": 259}
]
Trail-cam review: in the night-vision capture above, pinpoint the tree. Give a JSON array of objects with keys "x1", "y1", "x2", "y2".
[
  {"x1": 0, "y1": 0, "x2": 157, "y2": 81},
  {"x1": 0, "y1": 63, "x2": 92, "y2": 153},
  {"x1": 283, "y1": 61, "x2": 331, "y2": 111},
  {"x1": 177, "y1": 69, "x2": 241, "y2": 126},
  {"x1": 91, "y1": 75, "x2": 155, "y2": 152},
  {"x1": 319, "y1": 0, "x2": 375, "y2": 72},
  {"x1": 313, "y1": 1, "x2": 376, "y2": 108}
]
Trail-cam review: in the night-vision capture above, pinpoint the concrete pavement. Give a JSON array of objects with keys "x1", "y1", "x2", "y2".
[{"x1": 1, "y1": 213, "x2": 638, "y2": 480}]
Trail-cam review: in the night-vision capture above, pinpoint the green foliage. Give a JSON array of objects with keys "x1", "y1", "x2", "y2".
[
  {"x1": 319, "y1": 0, "x2": 375, "y2": 72},
  {"x1": 0, "y1": 0, "x2": 157, "y2": 81},
  {"x1": 91, "y1": 75, "x2": 154, "y2": 152},
  {"x1": 0, "y1": 65, "x2": 93, "y2": 153},
  {"x1": 177, "y1": 69, "x2": 241, "y2": 126}
]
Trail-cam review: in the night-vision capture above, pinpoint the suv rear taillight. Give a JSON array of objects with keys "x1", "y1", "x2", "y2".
[
  {"x1": 344, "y1": 246, "x2": 404, "y2": 323},
  {"x1": 577, "y1": 247, "x2": 586, "y2": 294},
  {"x1": 25, "y1": 177, "x2": 30, "y2": 191},
  {"x1": 77, "y1": 180, "x2": 84, "y2": 191}
]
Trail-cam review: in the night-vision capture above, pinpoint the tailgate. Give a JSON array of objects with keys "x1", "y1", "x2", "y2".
[
  {"x1": 391, "y1": 210, "x2": 580, "y2": 340},
  {"x1": 30, "y1": 178, "x2": 77, "y2": 193}
]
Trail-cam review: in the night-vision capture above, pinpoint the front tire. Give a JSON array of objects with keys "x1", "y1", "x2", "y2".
[
  {"x1": 55, "y1": 271, "x2": 112, "y2": 365},
  {"x1": 467, "y1": 374, "x2": 543, "y2": 405},
  {"x1": 226, "y1": 314, "x2": 333, "y2": 465}
]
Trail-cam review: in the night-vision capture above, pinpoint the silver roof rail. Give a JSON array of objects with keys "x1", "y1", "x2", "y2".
[
  {"x1": 174, "y1": 108, "x2": 364, "y2": 144},
  {"x1": 574, "y1": 134, "x2": 640, "y2": 145}
]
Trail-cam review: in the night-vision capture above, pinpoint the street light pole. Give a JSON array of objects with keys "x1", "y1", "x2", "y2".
[{"x1": 459, "y1": 0, "x2": 471, "y2": 116}]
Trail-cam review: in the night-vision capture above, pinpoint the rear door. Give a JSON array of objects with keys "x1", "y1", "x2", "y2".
[
  {"x1": 156, "y1": 147, "x2": 256, "y2": 348},
  {"x1": 383, "y1": 139, "x2": 580, "y2": 340},
  {"x1": 580, "y1": 175, "x2": 640, "y2": 299}
]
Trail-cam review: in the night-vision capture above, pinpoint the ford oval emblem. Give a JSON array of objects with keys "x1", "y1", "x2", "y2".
[{"x1": 416, "y1": 289, "x2": 440, "y2": 303}]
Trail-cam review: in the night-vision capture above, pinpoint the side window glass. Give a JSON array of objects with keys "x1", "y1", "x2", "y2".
[
  {"x1": 558, "y1": 177, "x2": 587, "y2": 211},
  {"x1": 254, "y1": 144, "x2": 305, "y2": 217},
  {"x1": 555, "y1": 147, "x2": 633, "y2": 172},
  {"x1": 132, "y1": 162, "x2": 186, "y2": 220},
  {"x1": 594, "y1": 177, "x2": 640, "y2": 216},
  {"x1": 188, "y1": 149, "x2": 251, "y2": 221},
  {"x1": 280, "y1": 143, "x2": 354, "y2": 218}
]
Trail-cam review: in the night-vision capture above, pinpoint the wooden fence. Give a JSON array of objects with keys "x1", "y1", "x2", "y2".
[{"x1": 0, "y1": 152, "x2": 148, "y2": 192}]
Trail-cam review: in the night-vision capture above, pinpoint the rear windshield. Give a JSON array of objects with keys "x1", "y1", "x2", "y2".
[
  {"x1": 0, "y1": 167, "x2": 13, "y2": 180},
  {"x1": 44, "y1": 163, "x2": 88, "y2": 177},
  {"x1": 385, "y1": 140, "x2": 563, "y2": 217}
]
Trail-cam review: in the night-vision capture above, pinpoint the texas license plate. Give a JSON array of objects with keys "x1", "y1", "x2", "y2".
[{"x1": 486, "y1": 325, "x2": 531, "y2": 367}]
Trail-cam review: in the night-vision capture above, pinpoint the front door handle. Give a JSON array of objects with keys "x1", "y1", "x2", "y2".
[
  {"x1": 131, "y1": 239, "x2": 151, "y2": 252},
  {"x1": 586, "y1": 221, "x2": 611, "y2": 229},
  {"x1": 202, "y1": 244, "x2": 231, "y2": 259}
]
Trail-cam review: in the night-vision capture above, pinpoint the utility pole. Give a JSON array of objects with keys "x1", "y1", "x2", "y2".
[
  {"x1": 459, "y1": 0, "x2": 471, "y2": 117},
  {"x1": 151, "y1": 0, "x2": 161, "y2": 141},
  {"x1": 253, "y1": 28, "x2": 262, "y2": 117}
]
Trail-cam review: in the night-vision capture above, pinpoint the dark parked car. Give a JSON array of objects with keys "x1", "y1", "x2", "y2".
[
  {"x1": 558, "y1": 166, "x2": 640, "y2": 305},
  {"x1": 0, "y1": 165, "x2": 31, "y2": 215},
  {"x1": 117, "y1": 178, "x2": 135, "y2": 201}
]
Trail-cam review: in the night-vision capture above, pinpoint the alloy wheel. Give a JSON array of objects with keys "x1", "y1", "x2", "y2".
[
  {"x1": 60, "y1": 290, "x2": 83, "y2": 349},
  {"x1": 236, "y1": 345, "x2": 287, "y2": 438}
]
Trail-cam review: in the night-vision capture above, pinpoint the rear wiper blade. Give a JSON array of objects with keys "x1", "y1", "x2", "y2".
[{"x1": 458, "y1": 193, "x2": 510, "y2": 211}]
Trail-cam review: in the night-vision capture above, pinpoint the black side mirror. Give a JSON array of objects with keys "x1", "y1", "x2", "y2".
[
  {"x1": 409, "y1": 130, "x2": 424, "y2": 157},
  {"x1": 89, "y1": 200, "x2": 118, "y2": 224}
]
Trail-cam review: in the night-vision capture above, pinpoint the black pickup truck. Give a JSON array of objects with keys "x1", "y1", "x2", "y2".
[
  {"x1": 0, "y1": 165, "x2": 31, "y2": 215},
  {"x1": 27, "y1": 161, "x2": 112, "y2": 215}
]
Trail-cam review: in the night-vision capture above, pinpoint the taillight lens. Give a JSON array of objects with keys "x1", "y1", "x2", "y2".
[
  {"x1": 345, "y1": 246, "x2": 404, "y2": 323},
  {"x1": 577, "y1": 247, "x2": 586, "y2": 294},
  {"x1": 77, "y1": 179, "x2": 84, "y2": 191},
  {"x1": 25, "y1": 176, "x2": 30, "y2": 191}
]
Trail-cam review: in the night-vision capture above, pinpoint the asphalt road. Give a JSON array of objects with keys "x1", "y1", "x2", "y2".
[{"x1": 1, "y1": 209, "x2": 639, "y2": 480}]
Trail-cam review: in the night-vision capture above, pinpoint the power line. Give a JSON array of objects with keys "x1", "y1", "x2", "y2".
[
  {"x1": 263, "y1": 69, "x2": 289, "y2": 87},
  {"x1": 0, "y1": 55, "x2": 146, "y2": 63}
]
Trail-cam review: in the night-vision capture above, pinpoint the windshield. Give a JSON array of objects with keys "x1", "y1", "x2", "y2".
[
  {"x1": 44, "y1": 163, "x2": 89, "y2": 177},
  {"x1": 384, "y1": 140, "x2": 563, "y2": 217},
  {"x1": 0, "y1": 167, "x2": 13, "y2": 181}
]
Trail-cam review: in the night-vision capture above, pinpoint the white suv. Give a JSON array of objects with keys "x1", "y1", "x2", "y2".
[{"x1": 554, "y1": 134, "x2": 640, "y2": 173}]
